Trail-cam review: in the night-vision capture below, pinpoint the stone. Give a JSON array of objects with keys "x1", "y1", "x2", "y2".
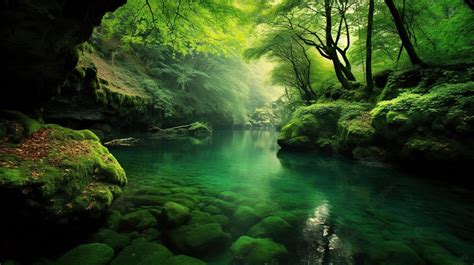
[
  {"x1": 56, "y1": 243, "x2": 114, "y2": 265},
  {"x1": 248, "y1": 216, "x2": 292, "y2": 242},
  {"x1": 168, "y1": 223, "x2": 231, "y2": 255},
  {"x1": 119, "y1": 210, "x2": 157, "y2": 231},
  {"x1": 160, "y1": 202, "x2": 190, "y2": 227},
  {"x1": 165, "y1": 255, "x2": 207, "y2": 265},
  {"x1": 230, "y1": 236, "x2": 288, "y2": 265},
  {"x1": 92, "y1": 229, "x2": 130, "y2": 251},
  {"x1": 111, "y1": 242, "x2": 173, "y2": 265}
]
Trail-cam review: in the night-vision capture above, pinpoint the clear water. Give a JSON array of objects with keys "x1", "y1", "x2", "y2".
[{"x1": 108, "y1": 130, "x2": 473, "y2": 265}]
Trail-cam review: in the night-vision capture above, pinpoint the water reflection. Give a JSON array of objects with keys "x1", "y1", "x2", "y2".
[{"x1": 110, "y1": 130, "x2": 474, "y2": 265}]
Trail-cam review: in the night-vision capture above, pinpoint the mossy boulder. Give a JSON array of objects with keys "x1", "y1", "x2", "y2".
[
  {"x1": 119, "y1": 210, "x2": 157, "y2": 231},
  {"x1": 233, "y1": 206, "x2": 260, "y2": 229},
  {"x1": 92, "y1": 229, "x2": 130, "y2": 251},
  {"x1": 371, "y1": 82, "x2": 474, "y2": 163},
  {"x1": 111, "y1": 242, "x2": 173, "y2": 265},
  {"x1": 248, "y1": 216, "x2": 292, "y2": 242},
  {"x1": 0, "y1": 113, "x2": 126, "y2": 224},
  {"x1": 218, "y1": 191, "x2": 239, "y2": 202},
  {"x1": 230, "y1": 236, "x2": 288, "y2": 265},
  {"x1": 278, "y1": 101, "x2": 374, "y2": 154},
  {"x1": 160, "y1": 201, "x2": 191, "y2": 227},
  {"x1": 168, "y1": 223, "x2": 231, "y2": 255},
  {"x1": 55, "y1": 243, "x2": 114, "y2": 265},
  {"x1": 165, "y1": 255, "x2": 207, "y2": 265}
]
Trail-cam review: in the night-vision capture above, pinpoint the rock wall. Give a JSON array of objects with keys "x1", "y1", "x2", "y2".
[{"x1": 0, "y1": 0, "x2": 126, "y2": 111}]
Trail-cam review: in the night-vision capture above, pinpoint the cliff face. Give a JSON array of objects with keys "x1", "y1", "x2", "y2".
[{"x1": 0, "y1": 0, "x2": 126, "y2": 111}]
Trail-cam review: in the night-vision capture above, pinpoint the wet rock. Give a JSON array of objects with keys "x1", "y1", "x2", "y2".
[
  {"x1": 233, "y1": 206, "x2": 260, "y2": 228},
  {"x1": 56, "y1": 243, "x2": 114, "y2": 265},
  {"x1": 92, "y1": 229, "x2": 130, "y2": 251},
  {"x1": 202, "y1": 205, "x2": 222, "y2": 215},
  {"x1": 248, "y1": 216, "x2": 292, "y2": 242},
  {"x1": 104, "y1": 210, "x2": 123, "y2": 231},
  {"x1": 211, "y1": 199, "x2": 237, "y2": 215},
  {"x1": 141, "y1": 228, "x2": 161, "y2": 241},
  {"x1": 168, "y1": 223, "x2": 231, "y2": 255},
  {"x1": 160, "y1": 202, "x2": 191, "y2": 227},
  {"x1": 231, "y1": 236, "x2": 288, "y2": 265},
  {"x1": 188, "y1": 210, "x2": 216, "y2": 226},
  {"x1": 111, "y1": 242, "x2": 173, "y2": 265},
  {"x1": 253, "y1": 202, "x2": 280, "y2": 218},
  {"x1": 119, "y1": 210, "x2": 157, "y2": 231},
  {"x1": 218, "y1": 191, "x2": 239, "y2": 201},
  {"x1": 165, "y1": 255, "x2": 207, "y2": 265},
  {"x1": 212, "y1": 214, "x2": 230, "y2": 227}
]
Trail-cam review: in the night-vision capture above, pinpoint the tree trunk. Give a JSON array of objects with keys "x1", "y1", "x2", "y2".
[
  {"x1": 325, "y1": 0, "x2": 351, "y2": 90},
  {"x1": 385, "y1": 0, "x2": 424, "y2": 66},
  {"x1": 366, "y1": 0, "x2": 375, "y2": 92}
]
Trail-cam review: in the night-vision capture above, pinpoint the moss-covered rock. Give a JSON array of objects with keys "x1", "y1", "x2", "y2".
[
  {"x1": 160, "y1": 202, "x2": 191, "y2": 227},
  {"x1": 55, "y1": 243, "x2": 114, "y2": 265},
  {"x1": 278, "y1": 101, "x2": 374, "y2": 154},
  {"x1": 0, "y1": 113, "x2": 126, "y2": 223},
  {"x1": 371, "y1": 82, "x2": 474, "y2": 163},
  {"x1": 167, "y1": 223, "x2": 231, "y2": 255},
  {"x1": 111, "y1": 241, "x2": 173, "y2": 265},
  {"x1": 230, "y1": 236, "x2": 288, "y2": 265},
  {"x1": 119, "y1": 209, "x2": 157, "y2": 231},
  {"x1": 233, "y1": 206, "x2": 260, "y2": 228},
  {"x1": 165, "y1": 255, "x2": 207, "y2": 265},
  {"x1": 248, "y1": 216, "x2": 292, "y2": 242},
  {"x1": 92, "y1": 229, "x2": 130, "y2": 251}
]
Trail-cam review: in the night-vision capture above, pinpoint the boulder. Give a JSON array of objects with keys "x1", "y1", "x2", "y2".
[
  {"x1": 165, "y1": 255, "x2": 207, "y2": 265},
  {"x1": 92, "y1": 229, "x2": 130, "y2": 251},
  {"x1": 119, "y1": 210, "x2": 157, "y2": 231},
  {"x1": 168, "y1": 223, "x2": 231, "y2": 255},
  {"x1": 111, "y1": 242, "x2": 173, "y2": 265},
  {"x1": 55, "y1": 243, "x2": 114, "y2": 265},
  {"x1": 230, "y1": 236, "x2": 288, "y2": 265},
  {"x1": 248, "y1": 216, "x2": 292, "y2": 242},
  {"x1": 233, "y1": 206, "x2": 260, "y2": 228},
  {"x1": 160, "y1": 202, "x2": 191, "y2": 227}
]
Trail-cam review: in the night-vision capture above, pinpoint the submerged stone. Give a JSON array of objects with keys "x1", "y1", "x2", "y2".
[
  {"x1": 111, "y1": 242, "x2": 173, "y2": 265},
  {"x1": 168, "y1": 223, "x2": 231, "y2": 255},
  {"x1": 119, "y1": 209, "x2": 157, "y2": 231},
  {"x1": 233, "y1": 206, "x2": 260, "y2": 228},
  {"x1": 230, "y1": 236, "x2": 288, "y2": 265},
  {"x1": 55, "y1": 243, "x2": 114, "y2": 265},
  {"x1": 248, "y1": 216, "x2": 292, "y2": 242},
  {"x1": 92, "y1": 229, "x2": 130, "y2": 251},
  {"x1": 160, "y1": 201, "x2": 191, "y2": 227},
  {"x1": 165, "y1": 255, "x2": 207, "y2": 265},
  {"x1": 218, "y1": 191, "x2": 239, "y2": 201}
]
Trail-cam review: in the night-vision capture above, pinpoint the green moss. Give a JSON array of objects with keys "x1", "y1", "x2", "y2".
[
  {"x1": 233, "y1": 206, "x2": 260, "y2": 228},
  {"x1": 230, "y1": 236, "x2": 288, "y2": 265},
  {"x1": 160, "y1": 201, "x2": 191, "y2": 227},
  {"x1": 0, "y1": 110, "x2": 42, "y2": 136},
  {"x1": 119, "y1": 209, "x2": 157, "y2": 231},
  {"x1": 367, "y1": 241, "x2": 425, "y2": 265},
  {"x1": 92, "y1": 229, "x2": 131, "y2": 251},
  {"x1": 168, "y1": 223, "x2": 231, "y2": 255},
  {"x1": 55, "y1": 243, "x2": 114, "y2": 265},
  {"x1": 165, "y1": 255, "x2": 207, "y2": 265},
  {"x1": 248, "y1": 216, "x2": 292, "y2": 242},
  {"x1": 111, "y1": 242, "x2": 173, "y2": 265}
]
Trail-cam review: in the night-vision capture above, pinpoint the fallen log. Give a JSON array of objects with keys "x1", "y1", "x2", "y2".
[{"x1": 104, "y1": 137, "x2": 139, "y2": 146}]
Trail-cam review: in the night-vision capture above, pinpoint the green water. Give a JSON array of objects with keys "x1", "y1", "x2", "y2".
[{"x1": 109, "y1": 130, "x2": 473, "y2": 265}]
